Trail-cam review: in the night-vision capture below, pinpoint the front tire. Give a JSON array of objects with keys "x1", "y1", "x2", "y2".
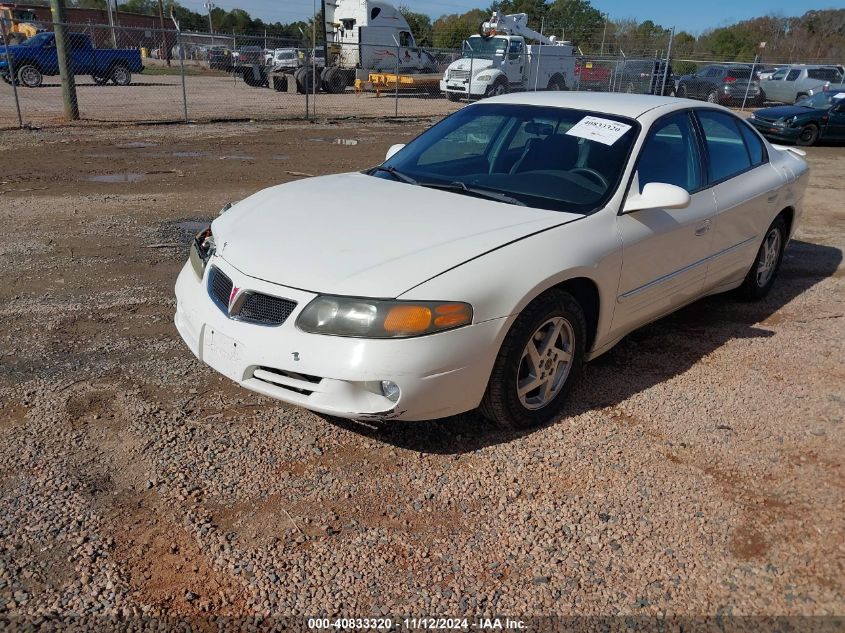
[
  {"x1": 796, "y1": 123, "x2": 818, "y2": 146},
  {"x1": 706, "y1": 89, "x2": 719, "y2": 103},
  {"x1": 480, "y1": 290, "x2": 585, "y2": 429},
  {"x1": 446, "y1": 91, "x2": 461, "y2": 102},
  {"x1": 485, "y1": 78, "x2": 507, "y2": 98},
  {"x1": 739, "y1": 216, "x2": 787, "y2": 300},
  {"x1": 677, "y1": 84, "x2": 687, "y2": 98}
]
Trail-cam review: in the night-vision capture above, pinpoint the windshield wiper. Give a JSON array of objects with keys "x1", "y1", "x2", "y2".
[
  {"x1": 370, "y1": 165, "x2": 418, "y2": 185},
  {"x1": 420, "y1": 181, "x2": 526, "y2": 206}
]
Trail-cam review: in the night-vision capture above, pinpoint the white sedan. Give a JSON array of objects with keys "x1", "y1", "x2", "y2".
[{"x1": 174, "y1": 93, "x2": 809, "y2": 428}]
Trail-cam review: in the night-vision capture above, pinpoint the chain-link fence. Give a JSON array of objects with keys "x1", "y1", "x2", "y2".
[{"x1": 1, "y1": 19, "x2": 842, "y2": 128}]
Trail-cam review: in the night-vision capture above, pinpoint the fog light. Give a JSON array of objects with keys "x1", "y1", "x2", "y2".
[{"x1": 381, "y1": 380, "x2": 401, "y2": 403}]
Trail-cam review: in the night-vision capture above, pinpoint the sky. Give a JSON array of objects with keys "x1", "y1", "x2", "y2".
[{"x1": 178, "y1": 0, "x2": 838, "y2": 34}]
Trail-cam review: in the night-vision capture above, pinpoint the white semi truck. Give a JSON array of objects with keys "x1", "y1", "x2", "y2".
[
  {"x1": 320, "y1": 0, "x2": 438, "y2": 93},
  {"x1": 440, "y1": 12, "x2": 576, "y2": 101}
]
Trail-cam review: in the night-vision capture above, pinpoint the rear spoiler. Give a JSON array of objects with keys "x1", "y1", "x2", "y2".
[{"x1": 771, "y1": 144, "x2": 806, "y2": 157}]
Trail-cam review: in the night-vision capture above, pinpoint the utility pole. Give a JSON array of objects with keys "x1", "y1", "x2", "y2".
[
  {"x1": 49, "y1": 0, "x2": 79, "y2": 120},
  {"x1": 105, "y1": 0, "x2": 116, "y2": 47},
  {"x1": 204, "y1": 1, "x2": 214, "y2": 35},
  {"x1": 600, "y1": 13, "x2": 608, "y2": 56},
  {"x1": 157, "y1": 0, "x2": 170, "y2": 66}
]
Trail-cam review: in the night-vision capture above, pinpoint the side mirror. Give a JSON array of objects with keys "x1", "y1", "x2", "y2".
[
  {"x1": 624, "y1": 182, "x2": 691, "y2": 212},
  {"x1": 385, "y1": 143, "x2": 405, "y2": 161}
]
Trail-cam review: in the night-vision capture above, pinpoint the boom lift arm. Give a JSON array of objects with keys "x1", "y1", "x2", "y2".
[{"x1": 479, "y1": 12, "x2": 559, "y2": 45}]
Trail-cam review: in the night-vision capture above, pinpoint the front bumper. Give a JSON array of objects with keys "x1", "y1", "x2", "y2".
[
  {"x1": 747, "y1": 119, "x2": 801, "y2": 142},
  {"x1": 174, "y1": 258, "x2": 509, "y2": 421}
]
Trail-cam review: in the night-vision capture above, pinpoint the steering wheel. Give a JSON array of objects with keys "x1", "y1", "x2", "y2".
[{"x1": 568, "y1": 167, "x2": 609, "y2": 189}]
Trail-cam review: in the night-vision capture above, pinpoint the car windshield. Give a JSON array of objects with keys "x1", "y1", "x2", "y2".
[
  {"x1": 463, "y1": 36, "x2": 507, "y2": 60},
  {"x1": 18, "y1": 32, "x2": 52, "y2": 47},
  {"x1": 797, "y1": 92, "x2": 842, "y2": 108},
  {"x1": 373, "y1": 103, "x2": 639, "y2": 214}
]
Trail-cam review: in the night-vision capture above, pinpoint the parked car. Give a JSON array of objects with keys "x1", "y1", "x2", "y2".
[
  {"x1": 0, "y1": 31, "x2": 143, "y2": 87},
  {"x1": 233, "y1": 45, "x2": 263, "y2": 67},
  {"x1": 575, "y1": 58, "x2": 611, "y2": 91},
  {"x1": 805, "y1": 80, "x2": 845, "y2": 98},
  {"x1": 207, "y1": 46, "x2": 232, "y2": 71},
  {"x1": 748, "y1": 90, "x2": 845, "y2": 146},
  {"x1": 614, "y1": 58, "x2": 675, "y2": 95},
  {"x1": 755, "y1": 65, "x2": 782, "y2": 81},
  {"x1": 175, "y1": 93, "x2": 808, "y2": 428},
  {"x1": 761, "y1": 65, "x2": 844, "y2": 104},
  {"x1": 677, "y1": 64, "x2": 763, "y2": 105}
]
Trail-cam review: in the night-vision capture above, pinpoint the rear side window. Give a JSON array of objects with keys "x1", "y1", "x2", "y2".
[
  {"x1": 697, "y1": 110, "x2": 752, "y2": 182},
  {"x1": 786, "y1": 69, "x2": 801, "y2": 81},
  {"x1": 727, "y1": 68, "x2": 751, "y2": 80},
  {"x1": 636, "y1": 112, "x2": 703, "y2": 192},
  {"x1": 807, "y1": 68, "x2": 842, "y2": 81},
  {"x1": 737, "y1": 122, "x2": 766, "y2": 166}
]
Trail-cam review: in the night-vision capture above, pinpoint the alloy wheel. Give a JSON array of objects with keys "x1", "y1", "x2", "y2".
[
  {"x1": 756, "y1": 227, "x2": 782, "y2": 287},
  {"x1": 516, "y1": 317, "x2": 575, "y2": 410}
]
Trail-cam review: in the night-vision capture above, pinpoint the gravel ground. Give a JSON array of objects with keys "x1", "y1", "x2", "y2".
[
  {"x1": 0, "y1": 121, "x2": 842, "y2": 628},
  {"x1": 0, "y1": 74, "x2": 461, "y2": 128}
]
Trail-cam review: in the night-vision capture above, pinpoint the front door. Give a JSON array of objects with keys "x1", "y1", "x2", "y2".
[
  {"x1": 823, "y1": 98, "x2": 845, "y2": 140},
  {"x1": 505, "y1": 39, "x2": 526, "y2": 86},
  {"x1": 614, "y1": 111, "x2": 716, "y2": 332}
]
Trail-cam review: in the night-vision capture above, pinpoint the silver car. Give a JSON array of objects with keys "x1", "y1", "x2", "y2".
[{"x1": 761, "y1": 65, "x2": 844, "y2": 104}]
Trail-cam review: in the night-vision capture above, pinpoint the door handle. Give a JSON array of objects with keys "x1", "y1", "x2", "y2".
[
  {"x1": 694, "y1": 219, "x2": 711, "y2": 236},
  {"x1": 767, "y1": 190, "x2": 779, "y2": 202}
]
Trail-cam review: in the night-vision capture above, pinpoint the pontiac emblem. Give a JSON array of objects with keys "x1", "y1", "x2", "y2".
[{"x1": 228, "y1": 286, "x2": 240, "y2": 314}]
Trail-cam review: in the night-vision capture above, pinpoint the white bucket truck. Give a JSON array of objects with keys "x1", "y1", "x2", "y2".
[{"x1": 440, "y1": 12, "x2": 576, "y2": 101}]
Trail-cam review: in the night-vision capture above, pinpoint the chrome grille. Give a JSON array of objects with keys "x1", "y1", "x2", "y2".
[
  {"x1": 208, "y1": 266, "x2": 233, "y2": 312},
  {"x1": 237, "y1": 292, "x2": 297, "y2": 326},
  {"x1": 450, "y1": 69, "x2": 469, "y2": 81},
  {"x1": 206, "y1": 266, "x2": 296, "y2": 326}
]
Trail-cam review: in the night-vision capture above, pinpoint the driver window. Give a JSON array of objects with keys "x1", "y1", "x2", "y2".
[
  {"x1": 636, "y1": 112, "x2": 703, "y2": 193},
  {"x1": 416, "y1": 115, "x2": 504, "y2": 166},
  {"x1": 508, "y1": 40, "x2": 523, "y2": 61},
  {"x1": 770, "y1": 68, "x2": 787, "y2": 80},
  {"x1": 399, "y1": 31, "x2": 413, "y2": 47}
]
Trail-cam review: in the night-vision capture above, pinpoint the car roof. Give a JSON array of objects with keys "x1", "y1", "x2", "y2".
[{"x1": 480, "y1": 91, "x2": 717, "y2": 121}]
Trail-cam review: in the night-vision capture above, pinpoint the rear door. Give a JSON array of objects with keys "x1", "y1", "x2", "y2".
[
  {"x1": 614, "y1": 110, "x2": 716, "y2": 330},
  {"x1": 823, "y1": 96, "x2": 845, "y2": 140},
  {"x1": 695, "y1": 109, "x2": 784, "y2": 289}
]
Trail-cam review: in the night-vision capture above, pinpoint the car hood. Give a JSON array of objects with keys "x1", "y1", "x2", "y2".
[
  {"x1": 752, "y1": 105, "x2": 816, "y2": 120},
  {"x1": 212, "y1": 173, "x2": 574, "y2": 297},
  {"x1": 449, "y1": 58, "x2": 493, "y2": 74}
]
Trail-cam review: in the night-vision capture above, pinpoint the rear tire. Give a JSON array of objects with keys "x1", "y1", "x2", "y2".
[
  {"x1": 322, "y1": 66, "x2": 347, "y2": 94},
  {"x1": 17, "y1": 64, "x2": 42, "y2": 88},
  {"x1": 794, "y1": 92, "x2": 807, "y2": 104},
  {"x1": 110, "y1": 63, "x2": 131, "y2": 86},
  {"x1": 738, "y1": 216, "x2": 787, "y2": 300},
  {"x1": 479, "y1": 290, "x2": 585, "y2": 430}
]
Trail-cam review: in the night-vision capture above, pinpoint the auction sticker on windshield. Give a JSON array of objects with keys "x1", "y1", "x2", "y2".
[{"x1": 566, "y1": 116, "x2": 633, "y2": 145}]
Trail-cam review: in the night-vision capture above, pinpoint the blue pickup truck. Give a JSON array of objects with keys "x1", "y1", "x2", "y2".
[{"x1": 0, "y1": 32, "x2": 143, "y2": 87}]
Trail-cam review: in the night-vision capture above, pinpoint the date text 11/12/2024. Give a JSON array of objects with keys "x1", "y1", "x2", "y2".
[{"x1": 307, "y1": 617, "x2": 527, "y2": 630}]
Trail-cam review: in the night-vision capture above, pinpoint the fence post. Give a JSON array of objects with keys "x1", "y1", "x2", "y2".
[
  {"x1": 393, "y1": 37, "x2": 399, "y2": 117},
  {"x1": 49, "y1": 0, "x2": 80, "y2": 121},
  {"x1": 0, "y1": 19, "x2": 22, "y2": 128},
  {"x1": 660, "y1": 27, "x2": 674, "y2": 96},
  {"x1": 171, "y1": 13, "x2": 188, "y2": 122},
  {"x1": 533, "y1": 17, "x2": 544, "y2": 91},
  {"x1": 741, "y1": 53, "x2": 758, "y2": 111},
  {"x1": 467, "y1": 41, "x2": 474, "y2": 101}
]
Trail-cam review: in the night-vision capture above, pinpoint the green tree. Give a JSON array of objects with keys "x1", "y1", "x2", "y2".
[
  {"x1": 432, "y1": 9, "x2": 487, "y2": 49},
  {"x1": 399, "y1": 6, "x2": 433, "y2": 46}
]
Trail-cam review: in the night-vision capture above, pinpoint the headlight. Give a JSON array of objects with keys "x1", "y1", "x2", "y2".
[
  {"x1": 189, "y1": 225, "x2": 215, "y2": 279},
  {"x1": 296, "y1": 296, "x2": 473, "y2": 338},
  {"x1": 773, "y1": 119, "x2": 787, "y2": 127},
  {"x1": 476, "y1": 74, "x2": 492, "y2": 82}
]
